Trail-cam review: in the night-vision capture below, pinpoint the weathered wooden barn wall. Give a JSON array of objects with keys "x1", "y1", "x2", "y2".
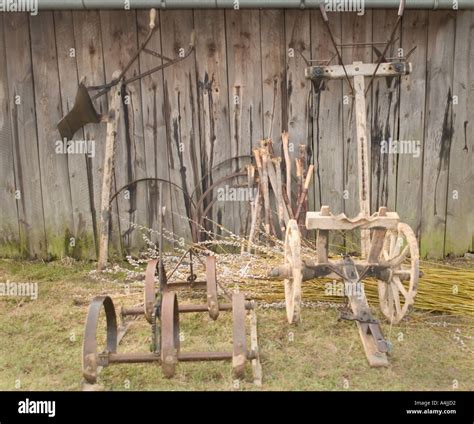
[{"x1": 0, "y1": 9, "x2": 472, "y2": 259}]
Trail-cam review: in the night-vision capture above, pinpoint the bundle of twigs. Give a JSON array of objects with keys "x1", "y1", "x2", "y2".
[
  {"x1": 246, "y1": 133, "x2": 314, "y2": 251},
  {"x1": 216, "y1": 244, "x2": 474, "y2": 319},
  {"x1": 133, "y1": 224, "x2": 474, "y2": 319},
  {"x1": 121, "y1": 201, "x2": 473, "y2": 320}
]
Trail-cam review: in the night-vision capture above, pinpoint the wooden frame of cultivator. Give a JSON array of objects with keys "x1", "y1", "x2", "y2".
[
  {"x1": 271, "y1": 1, "x2": 420, "y2": 368},
  {"x1": 82, "y1": 250, "x2": 262, "y2": 390},
  {"x1": 272, "y1": 208, "x2": 419, "y2": 367}
]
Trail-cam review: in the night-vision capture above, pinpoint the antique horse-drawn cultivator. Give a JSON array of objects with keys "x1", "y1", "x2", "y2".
[
  {"x1": 82, "y1": 190, "x2": 262, "y2": 389},
  {"x1": 65, "y1": 8, "x2": 262, "y2": 389},
  {"x1": 271, "y1": 1, "x2": 420, "y2": 367}
]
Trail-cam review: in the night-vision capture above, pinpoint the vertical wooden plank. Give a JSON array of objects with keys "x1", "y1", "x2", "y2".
[
  {"x1": 0, "y1": 16, "x2": 20, "y2": 256},
  {"x1": 30, "y1": 12, "x2": 75, "y2": 259},
  {"x1": 54, "y1": 11, "x2": 96, "y2": 259},
  {"x1": 445, "y1": 11, "x2": 474, "y2": 256},
  {"x1": 72, "y1": 10, "x2": 108, "y2": 259},
  {"x1": 285, "y1": 9, "x2": 312, "y2": 210},
  {"x1": 397, "y1": 10, "x2": 428, "y2": 238},
  {"x1": 194, "y1": 10, "x2": 233, "y2": 236},
  {"x1": 160, "y1": 10, "x2": 201, "y2": 241},
  {"x1": 420, "y1": 11, "x2": 456, "y2": 258},
  {"x1": 261, "y1": 10, "x2": 286, "y2": 151},
  {"x1": 260, "y1": 10, "x2": 286, "y2": 240},
  {"x1": 100, "y1": 10, "x2": 148, "y2": 255},
  {"x1": 225, "y1": 9, "x2": 263, "y2": 235},
  {"x1": 370, "y1": 10, "x2": 401, "y2": 213},
  {"x1": 341, "y1": 11, "x2": 372, "y2": 252},
  {"x1": 137, "y1": 10, "x2": 173, "y2": 244},
  {"x1": 4, "y1": 13, "x2": 47, "y2": 258},
  {"x1": 310, "y1": 10, "x2": 344, "y2": 250}
]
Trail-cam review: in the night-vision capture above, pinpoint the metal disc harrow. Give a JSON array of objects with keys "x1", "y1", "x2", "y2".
[{"x1": 82, "y1": 249, "x2": 262, "y2": 389}]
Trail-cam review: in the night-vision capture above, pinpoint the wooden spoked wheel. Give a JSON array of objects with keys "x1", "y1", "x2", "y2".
[
  {"x1": 283, "y1": 219, "x2": 303, "y2": 324},
  {"x1": 377, "y1": 222, "x2": 419, "y2": 324}
]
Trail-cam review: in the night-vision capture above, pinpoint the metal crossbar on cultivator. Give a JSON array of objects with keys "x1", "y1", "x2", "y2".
[
  {"x1": 82, "y1": 185, "x2": 262, "y2": 389},
  {"x1": 82, "y1": 250, "x2": 262, "y2": 389},
  {"x1": 271, "y1": 1, "x2": 420, "y2": 367}
]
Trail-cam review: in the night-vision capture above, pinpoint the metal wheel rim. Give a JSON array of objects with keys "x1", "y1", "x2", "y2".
[
  {"x1": 160, "y1": 291, "x2": 180, "y2": 378},
  {"x1": 82, "y1": 295, "x2": 117, "y2": 384}
]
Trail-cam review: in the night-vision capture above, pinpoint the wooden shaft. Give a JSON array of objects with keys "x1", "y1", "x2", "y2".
[
  {"x1": 273, "y1": 158, "x2": 286, "y2": 231},
  {"x1": 353, "y1": 69, "x2": 371, "y2": 258},
  {"x1": 367, "y1": 207, "x2": 388, "y2": 263},
  {"x1": 282, "y1": 131, "x2": 292, "y2": 213},
  {"x1": 316, "y1": 205, "x2": 330, "y2": 263},
  {"x1": 98, "y1": 77, "x2": 122, "y2": 270},
  {"x1": 247, "y1": 187, "x2": 261, "y2": 252},
  {"x1": 261, "y1": 149, "x2": 272, "y2": 235},
  {"x1": 294, "y1": 164, "x2": 314, "y2": 221},
  {"x1": 242, "y1": 164, "x2": 256, "y2": 254},
  {"x1": 282, "y1": 187, "x2": 295, "y2": 220}
]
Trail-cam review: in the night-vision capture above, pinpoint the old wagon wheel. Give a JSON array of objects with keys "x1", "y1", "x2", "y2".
[
  {"x1": 377, "y1": 222, "x2": 419, "y2": 324},
  {"x1": 283, "y1": 219, "x2": 303, "y2": 324}
]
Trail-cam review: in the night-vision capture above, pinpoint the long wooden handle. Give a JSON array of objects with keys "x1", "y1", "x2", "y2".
[
  {"x1": 98, "y1": 80, "x2": 122, "y2": 271},
  {"x1": 304, "y1": 164, "x2": 314, "y2": 190},
  {"x1": 282, "y1": 131, "x2": 292, "y2": 212},
  {"x1": 253, "y1": 148, "x2": 263, "y2": 171},
  {"x1": 294, "y1": 165, "x2": 314, "y2": 221}
]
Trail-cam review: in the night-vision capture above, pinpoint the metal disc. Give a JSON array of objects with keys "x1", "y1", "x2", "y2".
[
  {"x1": 82, "y1": 295, "x2": 117, "y2": 384},
  {"x1": 160, "y1": 291, "x2": 180, "y2": 378}
]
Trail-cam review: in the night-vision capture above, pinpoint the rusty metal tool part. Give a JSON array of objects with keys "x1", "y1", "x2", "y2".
[
  {"x1": 365, "y1": 0, "x2": 406, "y2": 96},
  {"x1": 319, "y1": 4, "x2": 354, "y2": 95},
  {"x1": 144, "y1": 258, "x2": 158, "y2": 323},
  {"x1": 82, "y1": 295, "x2": 118, "y2": 384},
  {"x1": 161, "y1": 291, "x2": 180, "y2": 378}
]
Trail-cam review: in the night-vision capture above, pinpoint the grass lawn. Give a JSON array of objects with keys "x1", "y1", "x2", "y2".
[{"x1": 0, "y1": 258, "x2": 472, "y2": 391}]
